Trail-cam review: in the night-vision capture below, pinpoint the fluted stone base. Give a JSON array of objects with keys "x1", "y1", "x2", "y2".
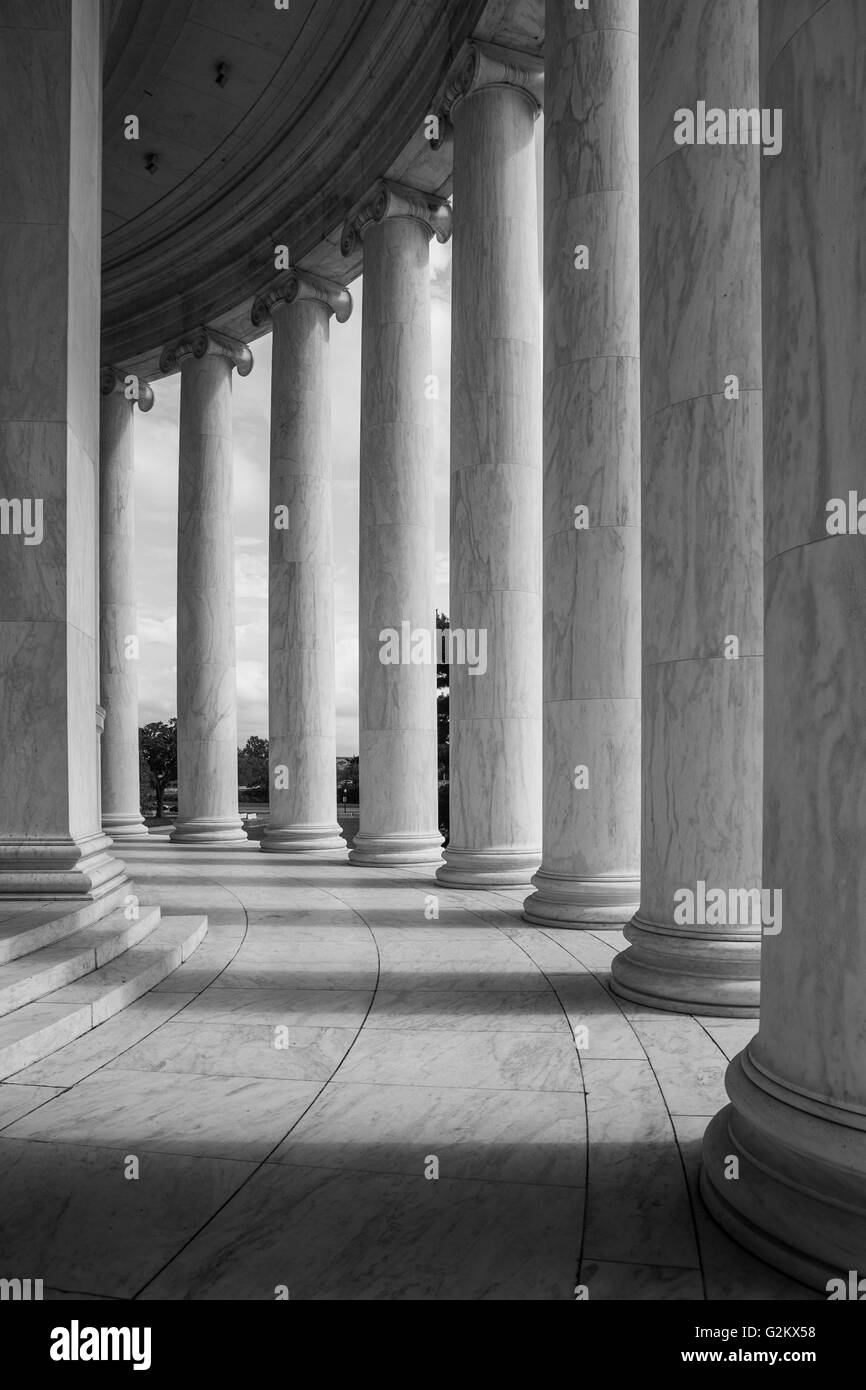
[
  {"x1": 611, "y1": 915, "x2": 760, "y2": 1017},
  {"x1": 262, "y1": 825, "x2": 347, "y2": 856},
  {"x1": 0, "y1": 832, "x2": 127, "y2": 900},
  {"x1": 701, "y1": 1048, "x2": 866, "y2": 1291},
  {"x1": 436, "y1": 848, "x2": 540, "y2": 889},
  {"x1": 102, "y1": 814, "x2": 149, "y2": 842},
  {"x1": 523, "y1": 872, "x2": 639, "y2": 928},
  {"x1": 349, "y1": 831, "x2": 443, "y2": 868},
  {"x1": 170, "y1": 818, "x2": 249, "y2": 849}
]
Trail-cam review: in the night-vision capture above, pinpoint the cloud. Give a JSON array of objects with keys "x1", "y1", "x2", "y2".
[{"x1": 133, "y1": 252, "x2": 452, "y2": 753}]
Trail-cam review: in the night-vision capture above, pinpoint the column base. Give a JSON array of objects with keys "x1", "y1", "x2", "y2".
[
  {"x1": 523, "y1": 870, "x2": 639, "y2": 927},
  {"x1": 349, "y1": 831, "x2": 443, "y2": 867},
  {"x1": 102, "y1": 813, "x2": 149, "y2": 842},
  {"x1": 436, "y1": 846, "x2": 541, "y2": 889},
  {"x1": 0, "y1": 832, "x2": 128, "y2": 900},
  {"x1": 701, "y1": 1047, "x2": 866, "y2": 1292},
  {"x1": 262, "y1": 824, "x2": 348, "y2": 855},
  {"x1": 170, "y1": 818, "x2": 250, "y2": 849},
  {"x1": 609, "y1": 913, "x2": 761, "y2": 1017}
]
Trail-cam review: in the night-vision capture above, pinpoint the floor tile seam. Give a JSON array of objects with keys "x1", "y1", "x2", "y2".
[
  {"x1": 260, "y1": 1155, "x2": 589, "y2": 1193},
  {"x1": 256, "y1": 1155, "x2": 589, "y2": 1195},
  {"x1": 196, "y1": 984, "x2": 374, "y2": 994},
  {"x1": 546, "y1": 932, "x2": 618, "y2": 971},
  {"x1": 580, "y1": 1252, "x2": 704, "y2": 1274},
  {"x1": 128, "y1": 898, "x2": 386, "y2": 1300},
  {"x1": 43, "y1": 1286, "x2": 128, "y2": 1301},
  {"x1": 4, "y1": 861, "x2": 254, "y2": 1098},
  {"x1": 104, "y1": 1018, "x2": 364, "y2": 1035},
  {"x1": 270, "y1": 1078, "x2": 590, "y2": 1098},
  {"x1": 377, "y1": 872, "x2": 528, "y2": 922},
  {"x1": 306, "y1": 1079, "x2": 588, "y2": 1094},
  {"x1": 532, "y1": 928, "x2": 696, "y2": 1291},
  {"x1": 664, "y1": 1106, "x2": 816, "y2": 1301},
  {"x1": 534, "y1": 927, "x2": 651, "y2": 1060},
  {"x1": 490, "y1": 928, "x2": 591, "y2": 1302},
  {"x1": 0, "y1": 1086, "x2": 71, "y2": 1134},
  {"x1": 0, "y1": 1131, "x2": 260, "y2": 1167},
  {"x1": 639, "y1": 1015, "x2": 710, "y2": 1300},
  {"x1": 585, "y1": 931, "x2": 620, "y2": 954},
  {"x1": 209, "y1": 974, "x2": 379, "y2": 985},
  {"x1": 90, "y1": 1063, "x2": 352, "y2": 1083},
  {"x1": 365, "y1": 987, "x2": 567, "y2": 998},
  {"x1": 360, "y1": 1023, "x2": 647, "y2": 1042},
  {"x1": 694, "y1": 1015, "x2": 747, "y2": 1067},
  {"x1": 362, "y1": 1024, "x2": 587, "y2": 1035},
  {"x1": 1, "y1": 1079, "x2": 64, "y2": 1089}
]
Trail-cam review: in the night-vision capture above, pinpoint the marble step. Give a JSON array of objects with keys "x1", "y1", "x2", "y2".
[
  {"x1": 0, "y1": 915, "x2": 208, "y2": 1080},
  {"x1": 0, "y1": 906, "x2": 163, "y2": 1017},
  {"x1": 0, "y1": 881, "x2": 131, "y2": 965}
]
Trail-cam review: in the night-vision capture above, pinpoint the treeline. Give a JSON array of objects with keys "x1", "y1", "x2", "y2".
[
  {"x1": 139, "y1": 613, "x2": 451, "y2": 822},
  {"x1": 138, "y1": 724, "x2": 362, "y2": 820}
]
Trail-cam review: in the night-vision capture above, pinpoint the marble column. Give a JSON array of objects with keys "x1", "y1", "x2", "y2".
[
  {"x1": 435, "y1": 43, "x2": 544, "y2": 889},
  {"x1": 0, "y1": 0, "x2": 126, "y2": 899},
  {"x1": 251, "y1": 271, "x2": 352, "y2": 854},
  {"x1": 703, "y1": 0, "x2": 866, "y2": 1289},
  {"x1": 610, "y1": 0, "x2": 764, "y2": 1013},
  {"x1": 342, "y1": 181, "x2": 449, "y2": 866},
  {"x1": 524, "y1": 0, "x2": 641, "y2": 927},
  {"x1": 159, "y1": 328, "x2": 253, "y2": 848},
  {"x1": 99, "y1": 368, "x2": 154, "y2": 841}
]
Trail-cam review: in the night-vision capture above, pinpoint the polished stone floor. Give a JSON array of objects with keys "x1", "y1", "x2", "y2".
[{"x1": 0, "y1": 844, "x2": 816, "y2": 1301}]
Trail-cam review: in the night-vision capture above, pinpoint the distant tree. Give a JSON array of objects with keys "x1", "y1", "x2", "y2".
[
  {"x1": 238, "y1": 736, "x2": 269, "y2": 800},
  {"x1": 337, "y1": 755, "x2": 359, "y2": 803},
  {"x1": 436, "y1": 611, "x2": 450, "y2": 840},
  {"x1": 139, "y1": 720, "x2": 177, "y2": 820},
  {"x1": 138, "y1": 750, "x2": 156, "y2": 816},
  {"x1": 436, "y1": 610, "x2": 450, "y2": 783}
]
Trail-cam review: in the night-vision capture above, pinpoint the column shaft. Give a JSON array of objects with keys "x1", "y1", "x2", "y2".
[
  {"x1": 99, "y1": 375, "x2": 151, "y2": 840},
  {"x1": 162, "y1": 332, "x2": 251, "y2": 848},
  {"x1": 256, "y1": 274, "x2": 350, "y2": 854},
  {"x1": 0, "y1": 0, "x2": 125, "y2": 899},
  {"x1": 611, "y1": 0, "x2": 764, "y2": 1012},
  {"x1": 525, "y1": 0, "x2": 641, "y2": 927},
  {"x1": 437, "y1": 48, "x2": 543, "y2": 889},
  {"x1": 703, "y1": 0, "x2": 866, "y2": 1288},
  {"x1": 346, "y1": 188, "x2": 444, "y2": 866}
]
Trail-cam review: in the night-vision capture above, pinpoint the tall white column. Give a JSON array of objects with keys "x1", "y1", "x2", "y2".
[
  {"x1": 703, "y1": 0, "x2": 866, "y2": 1289},
  {"x1": 342, "y1": 181, "x2": 449, "y2": 867},
  {"x1": 610, "y1": 0, "x2": 764, "y2": 1013},
  {"x1": 252, "y1": 271, "x2": 352, "y2": 855},
  {"x1": 99, "y1": 368, "x2": 153, "y2": 841},
  {"x1": 525, "y1": 0, "x2": 641, "y2": 928},
  {"x1": 0, "y1": 0, "x2": 126, "y2": 900},
  {"x1": 159, "y1": 328, "x2": 252, "y2": 849},
  {"x1": 436, "y1": 43, "x2": 544, "y2": 889}
]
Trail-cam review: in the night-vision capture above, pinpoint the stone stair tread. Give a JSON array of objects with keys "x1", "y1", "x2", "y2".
[
  {"x1": 0, "y1": 906, "x2": 162, "y2": 1017},
  {"x1": 0, "y1": 882, "x2": 130, "y2": 965},
  {"x1": 57, "y1": 917, "x2": 206, "y2": 1005},
  {"x1": 0, "y1": 915, "x2": 208, "y2": 1080},
  {"x1": 0, "y1": 997, "x2": 92, "y2": 1046}
]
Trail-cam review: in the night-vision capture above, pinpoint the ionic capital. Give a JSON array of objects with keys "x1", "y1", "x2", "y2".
[
  {"x1": 341, "y1": 180, "x2": 452, "y2": 258},
  {"x1": 159, "y1": 326, "x2": 253, "y2": 378},
  {"x1": 438, "y1": 40, "x2": 544, "y2": 124},
  {"x1": 251, "y1": 269, "x2": 353, "y2": 328},
  {"x1": 100, "y1": 366, "x2": 155, "y2": 413}
]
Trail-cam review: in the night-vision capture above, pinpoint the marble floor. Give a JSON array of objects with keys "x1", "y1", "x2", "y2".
[{"x1": 0, "y1": 844, "x2": 817, "y2": 1301}]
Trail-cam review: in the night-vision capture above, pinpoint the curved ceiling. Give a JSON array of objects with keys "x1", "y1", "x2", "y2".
[{"x1": 100, "y1": 0, "x2": 544, "y2": 377}]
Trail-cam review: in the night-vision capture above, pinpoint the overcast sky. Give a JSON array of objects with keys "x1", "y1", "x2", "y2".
[{"x1": 133, "y1": 237, "x2": 453, "y2": 756}]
